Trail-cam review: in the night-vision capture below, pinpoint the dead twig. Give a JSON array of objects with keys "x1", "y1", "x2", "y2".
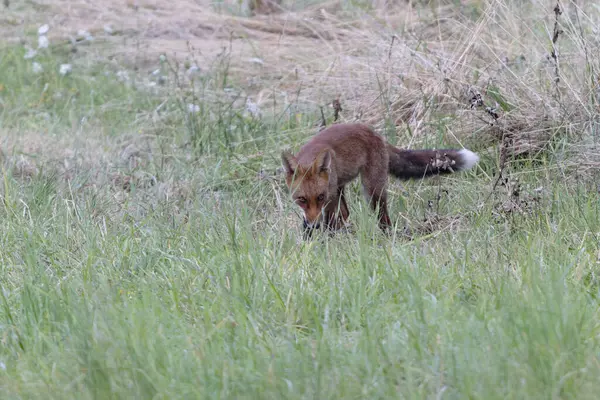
[
  {"x1": 387, "y1": 35, "x2": 397, "y2": 62},
  {"x1": 319, "y1": 106, "x2": 327, "y2": 130},
  {"x1": 485, "y1": 132, "x2": 512, "y2": 203},
  {"x1": 549, "y1": 2, "x2": 563, "y2": 96},
  {"x1": 332, "y1": 98, "x2": 342, "y2": 122}
]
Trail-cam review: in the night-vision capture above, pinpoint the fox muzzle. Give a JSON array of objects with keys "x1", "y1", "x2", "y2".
[
  {"x1": 302, "y1": 218, "x2": 321, "y2": 240},
  {"x1": 303, "y1": 218, "x2": 321, "y2": 230}
]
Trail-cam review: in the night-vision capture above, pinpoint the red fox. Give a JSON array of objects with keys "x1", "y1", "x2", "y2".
[{"x1": 281, "y1": 123, "x2": 479, "y2": 235}]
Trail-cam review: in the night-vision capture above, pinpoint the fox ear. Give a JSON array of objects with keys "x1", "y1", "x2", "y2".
[
  {"x1": 281, "y1": 150, "x2": 297, "y2": 176},
  {"x1": 314, "y1": 149, "x2": 331, "y2": 173}
]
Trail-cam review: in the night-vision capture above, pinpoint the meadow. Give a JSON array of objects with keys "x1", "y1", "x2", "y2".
[{"x1": 1, "y1": 0, "x2": 600, "y2": 398}]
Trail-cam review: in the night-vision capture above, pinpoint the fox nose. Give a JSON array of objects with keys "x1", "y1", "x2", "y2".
[
  {"x1": 303, "y1": 219, "x2": 321, "y2": 230},
  {"x1": 302, "y1": 219, "x2": 321, "y2": 239}
]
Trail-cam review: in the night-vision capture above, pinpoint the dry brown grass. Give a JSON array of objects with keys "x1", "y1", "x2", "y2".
[{"x1": 3, "y1": 0, "x2": 599, "y2": 166}]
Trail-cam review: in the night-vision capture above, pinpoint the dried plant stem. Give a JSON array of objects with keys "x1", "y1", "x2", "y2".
[
  {"x1": 319, "y1": 106, "x2": 327, "y2": 130},
  {"x1": 332, "y1": 98, "x2": 342, "y2": 122},
  {"x1": 550, "y1": 2, "x2": 563, "y2": 97},
  {"x1": 485, "y1": 130, "x2": 512, "y2": 202}
]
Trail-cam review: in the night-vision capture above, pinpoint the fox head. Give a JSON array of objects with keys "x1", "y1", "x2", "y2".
[{"x1": 281, "y1": 149, "x2": 332, "y2": 228}]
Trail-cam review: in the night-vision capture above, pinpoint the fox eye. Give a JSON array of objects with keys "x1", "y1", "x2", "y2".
[
  {"x1": 297, "y1": 197, "x2": 307, "y2": 205},
  {"x1": 317, "y1": 194, "x2": 325, "y2": 202}
]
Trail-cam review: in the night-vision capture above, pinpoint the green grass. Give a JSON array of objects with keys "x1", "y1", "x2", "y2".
[
  {"x1": 2, "y1": 155, "x2": 600, "y2": 399},
  {"x1": 0, "y1": 44, "x2": 158, "y2": 134},
  {"x1": 2, "y1": 18, "x2": 600, "y2": 400}
]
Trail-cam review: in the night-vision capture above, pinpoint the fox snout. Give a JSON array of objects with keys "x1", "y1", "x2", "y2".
[
  {"x1": 302, "y1": 206, "x2": 324, "y2": 230},
  {"x1": 303, "y1": 206, "x2": 324, "y2": 225},
  {"x1": 302, "y1": 217, "x2": 322, "y2": 239},
  {"x1": 303, "y1": 218, "x2": 321, "y2": 230}
]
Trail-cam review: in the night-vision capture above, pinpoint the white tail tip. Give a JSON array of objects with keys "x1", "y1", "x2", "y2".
[{"x1": 458, "y1": 149, "x2": 480, "y2": 170}]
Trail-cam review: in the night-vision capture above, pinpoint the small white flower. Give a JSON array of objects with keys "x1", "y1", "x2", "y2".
[
  {"x1": 38, "y1": 35, "x2": 49, "y2": 49},
  {"x1": 116, "y1": 70, "x2": 129, "y2": 82},
  {"x1": 24, "y1": 47, "x2": 37, "y2": 59},
  {"x1": 245, "y1": 99, "x2": 261, "y2": 118},
  {"x1": 38, "y1": 24, "x2": 50, "y2": 35},
  {"x1": 77, "y1": 29, "x2": 93, "y2": 41},
  {"x1": 187, "y1": 104, "x2": 200, "y2": 113},
  {"x1": 248, "y1": 57, "x2": 264, "y2": 65},
  {"x1": 32, "y1": 62, "x2": 43, "y2": 74},
  {"x1": 187, "y1": 65, "x2": 200, "y2": 75},
  {"x1": 59, "y1": 64, "x2": 72, "y2": 76}
]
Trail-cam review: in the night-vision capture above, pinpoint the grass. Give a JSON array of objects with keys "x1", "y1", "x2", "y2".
[
  {"x1": 2, "y1": 155, "x2": 600, "y2": 399},
  {"x1": 1, "y1": 0, "x2": 600, "y2": 398}
]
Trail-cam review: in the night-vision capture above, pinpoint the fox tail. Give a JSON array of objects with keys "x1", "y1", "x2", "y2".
[{"x1": 387, "y1": 144, "x2": 479, "y2": 180}]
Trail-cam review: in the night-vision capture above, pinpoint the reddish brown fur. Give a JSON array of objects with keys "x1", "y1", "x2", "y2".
[{"x1": 281, "y1": 123, "x2": 478, "y2": 234}]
